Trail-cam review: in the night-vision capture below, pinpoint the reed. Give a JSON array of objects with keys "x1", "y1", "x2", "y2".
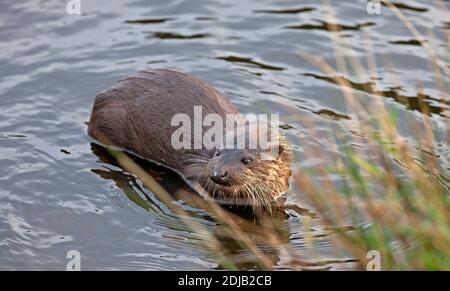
[{"x1": 292, "y1": 0, "x2": 450, "y2": 270}]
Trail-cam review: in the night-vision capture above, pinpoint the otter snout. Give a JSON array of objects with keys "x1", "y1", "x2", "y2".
[{"x1": 210, "y1": 168, "x2": 231, "y2": 185}]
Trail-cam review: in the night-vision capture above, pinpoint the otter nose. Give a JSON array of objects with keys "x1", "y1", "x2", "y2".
[{"x1": 210, "y1": 169, "x2": 230, "y2": 185}]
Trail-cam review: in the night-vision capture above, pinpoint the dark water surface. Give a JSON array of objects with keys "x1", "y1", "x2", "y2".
[{"x1": 0, "y1": 0, "x2": 448, "y2": 270}]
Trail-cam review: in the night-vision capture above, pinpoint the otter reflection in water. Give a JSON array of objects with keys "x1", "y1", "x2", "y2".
[
  {"x1": 89, "y1": 143, "x2": 291, "y2": 269},
  {"x1": 90, "y1": 144, "x2": 341, "y2": 270}
]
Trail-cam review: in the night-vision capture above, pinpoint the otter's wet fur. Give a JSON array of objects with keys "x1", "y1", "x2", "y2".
[
  {"x1": 88, "y1": 69, "x2": 292, "y2": 211},
  {"x1": 182, "y1": 139, "x2": 292, "y2": 211}
]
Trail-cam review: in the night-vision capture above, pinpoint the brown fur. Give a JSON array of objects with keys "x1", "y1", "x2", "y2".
[{"x1": 88, "y1": 69, "x2": 292, "y2": 209}]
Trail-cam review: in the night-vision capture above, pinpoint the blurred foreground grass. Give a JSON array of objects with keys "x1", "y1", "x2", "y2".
[{"x1": 295, "y1": 0, "x2": 450, "y2": 270}]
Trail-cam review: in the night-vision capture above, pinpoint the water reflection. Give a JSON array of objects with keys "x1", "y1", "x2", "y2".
[
  {"x1": 304, "y1": 73, "x2": 449, "y2": 117},
  {"x1": 150, "y1": 32, "x2": 211, "y2": 39},
  {"x1": 285, "y1": 21, "x2": 375, "y2": 32},
  {"x1": 254, "y1": 7, "x2": 315, "y2": 15},
  {"x1": 125, "y1": 18, "x2": 174, "y2": 24},
  {"x1": 217, "y1": 55, "x2": 285, "y2": 71},
  {"x1": 90, "y1": 143, "x2": 292, "y2": 269},
  {"x1": 385, "y1": 2, "x2": 428, "y2": 12}
]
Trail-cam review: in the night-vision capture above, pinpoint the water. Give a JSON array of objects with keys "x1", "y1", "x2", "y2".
[{"x1": 0, "y1": 0, "x2": 448, "y2": 270}]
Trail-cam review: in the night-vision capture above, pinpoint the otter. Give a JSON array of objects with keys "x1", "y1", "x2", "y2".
[{"x1": 88, "y1": 69, "x2": 292, "y2": 210}]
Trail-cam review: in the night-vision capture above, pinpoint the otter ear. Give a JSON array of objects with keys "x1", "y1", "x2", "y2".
[
  {"x1": 268, "y1": 144, "x2": 284, "y2": 161},
  {"x1": 277, "y1": 142, "x2": 292, "y2": 161},
  {"x1": 278, "y1": 144, "x2": 285, "y2": 155}
]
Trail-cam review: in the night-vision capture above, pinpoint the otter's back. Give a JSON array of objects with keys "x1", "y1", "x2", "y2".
[{"x1": 88, "y1": 69, "x2": 239, "y2": 170}]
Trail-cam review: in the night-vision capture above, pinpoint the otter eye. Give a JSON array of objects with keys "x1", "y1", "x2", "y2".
[
  {"x1": 215, "y1": 150, "x2": 221, "y2": 157},
  {"x1": 241, "y1": 158, "x2": 252, "y2": 165}
]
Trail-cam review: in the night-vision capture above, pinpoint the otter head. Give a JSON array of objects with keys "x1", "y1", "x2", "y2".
[{"x1": 198, "y1": 136, "x2": 292, "y2": 211}]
